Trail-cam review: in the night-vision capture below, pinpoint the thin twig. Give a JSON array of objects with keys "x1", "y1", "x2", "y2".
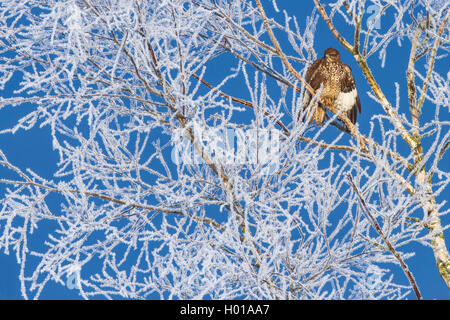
[{"x1": 347, "y1": 174, "x2": 422, "y2": 299}]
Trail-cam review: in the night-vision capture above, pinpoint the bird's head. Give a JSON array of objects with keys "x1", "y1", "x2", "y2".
[{"x1": 324, "y1": 48, "x2": 340, "y2": 62}]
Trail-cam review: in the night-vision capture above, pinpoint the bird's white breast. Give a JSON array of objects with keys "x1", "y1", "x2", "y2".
[{"x1": 336, "y1": 89, "x2": 357, "y2": 111}]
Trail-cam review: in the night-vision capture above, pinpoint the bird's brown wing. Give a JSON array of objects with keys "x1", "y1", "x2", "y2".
[
  {"x1": 302, "y1": 58, "x2": 326, "y2": 124},
  {"x1": 341, "y1": 64, "x2": 361, "y2": 124},
  {"x1": 306, "y1": 57, "x2": 325, "y2": 90}
]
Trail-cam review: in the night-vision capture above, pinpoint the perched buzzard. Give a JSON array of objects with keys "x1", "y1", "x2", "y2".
[{"x1": 302, "y1": 48, "x2": 361, "y2": 130}]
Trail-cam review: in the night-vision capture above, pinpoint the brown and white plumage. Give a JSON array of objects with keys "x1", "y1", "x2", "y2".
[{"x1": 302, "y1": 48, "x2": 361, "y2": 129}]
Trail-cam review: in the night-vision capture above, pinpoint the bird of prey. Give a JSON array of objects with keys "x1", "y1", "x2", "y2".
[{"x1": 302, "y1": 48, "x2": 361, "y2": 130}]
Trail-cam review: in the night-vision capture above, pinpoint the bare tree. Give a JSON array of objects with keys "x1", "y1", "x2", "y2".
[{"x1": 0, "y1": 0, "x2": 448, "y2": 299}]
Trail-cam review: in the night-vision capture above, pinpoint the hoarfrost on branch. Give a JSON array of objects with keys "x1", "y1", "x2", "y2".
[{"x1": 0, "y1": 0, "x2": 448, "y2": 299}]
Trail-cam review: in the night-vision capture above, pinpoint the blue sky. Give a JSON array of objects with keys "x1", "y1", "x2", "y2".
[{"x1": 0, "y1": 1, "x2": 449, "y2": 299}]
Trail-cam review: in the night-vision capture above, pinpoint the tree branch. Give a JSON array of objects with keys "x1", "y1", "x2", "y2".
[{"x1": 347, "y1": 174, "x2": 422, "y2": 299}]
